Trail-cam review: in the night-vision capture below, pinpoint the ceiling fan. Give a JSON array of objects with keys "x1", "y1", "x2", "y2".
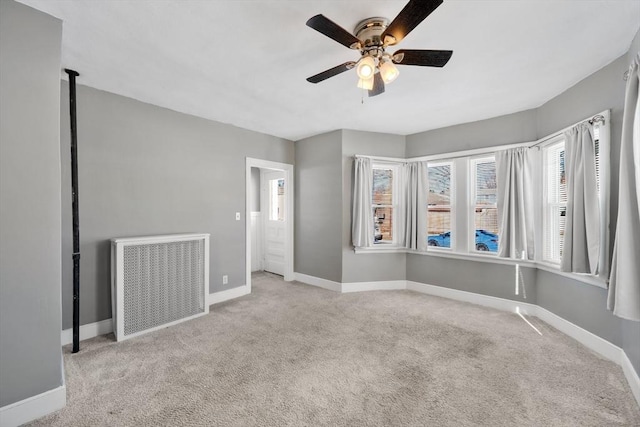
[{"x1": 306, "y1": 0, "x2": 452, "y2": 97}]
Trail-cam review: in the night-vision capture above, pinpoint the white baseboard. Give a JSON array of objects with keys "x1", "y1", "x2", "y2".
[
  {"x1": 61, "y1": 318, "x2": 113, "y2": 346},
  {"x1": 294, "y1": 272, "x2": 341, "y2": 292},
  {"x1": 209, "y1": 285, "x2": 250, "y2": 305},
  {"x1": 406, "y1": 281, "x2": 537, "y2": 316},
  {"x1": 0, "y1": 385, "x2": 66, "y2": 427},
  {"x1": 534, "y1": 306, "x2": 621, "y2": 363},
  {"x1": 621, "y1": 350, "x2": 640, "y2": 407},
  {"x1": 342, "y1": 280, "x2": 407, "y2": 293},
  {"x1": 59, "y1": 286, "x2": 251, "y2": 346}
]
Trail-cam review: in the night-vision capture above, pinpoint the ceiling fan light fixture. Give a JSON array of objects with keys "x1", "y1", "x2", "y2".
[
  {"x1": 357, "y1": 76, "x2": 374, "y2": 90},
  {"x1": 356, "y1": 55, "x2": 375, "y2": 79},
  {"x1": 379, "y1": 59, "x2": 399, "y2": 84}
]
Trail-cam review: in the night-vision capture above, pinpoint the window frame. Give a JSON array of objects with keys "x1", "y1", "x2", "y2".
[
  {"x1": 354, "y1": 110, "x2": 611, "y2": 289},
  {"x1": 469, "y1": 155, "x2": 498, "y2": 256},
  {"x1": 537, "y1": 119, "x2": 610, "y2": 282},
  {"x1": 371, "y1": 162, "x2": 401, "y2": 247},
  {"x1": 427, "y1": 160, "x2": 455, "y2": 252}
]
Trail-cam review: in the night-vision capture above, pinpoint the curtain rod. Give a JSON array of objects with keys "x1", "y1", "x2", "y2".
[
  {"x1": 354, "y1": 154, "x2": 406, "y2": 163},
  {"x1": 532, "y1": 111, "x2": 607, "y2": 148},
  {"x1": 356, "y1": 110, "x2": 609, "y2": 163}
]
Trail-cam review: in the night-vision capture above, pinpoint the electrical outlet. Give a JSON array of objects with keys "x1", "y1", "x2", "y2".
[
  {"x1": 235, "y1": 212, "x2": 240, "y2": 220},
  {"x1": 222, "y1": 275, "x2": 228, "y2": 285}
]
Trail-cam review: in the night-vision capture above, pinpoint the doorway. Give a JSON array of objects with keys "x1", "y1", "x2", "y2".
[
  {"x1": 261, "y1": 170, "x2": 286, "y2": 276},
  {"x1": 245, "y1": 158, "x2": 294, "y2": 292}
]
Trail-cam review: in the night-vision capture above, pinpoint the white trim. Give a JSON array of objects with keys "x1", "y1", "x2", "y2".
[
  {"x1": 342, "y1": 280, "x2": 406, "y2": 293},
  {"x1": 621, "y1": 350, "x2": 640, "y2": 407},
  {"x1": 536, "y1": 262, "x2": 607, "y2": 289},
  {"x1": 59, "y1": 285, "x2": 251, "y2": 346},
  {"x1": 354, "y1": 246, "x2": 405, "y2": 254},
  {"x1": 534, "y1": 305, "x2": 621, "y2": 363},
  {"x1": 294, "y1": 272, "x2": 341, "y2": 292},
  {"x1": 246, "y1": 158, "x2": 294, "y2": 295},
  {"x1": 408, "y1": 249, "x2": 536, "y2": 267},
  {"x1": 406, "y1": 280, "x2": 537, "y2": 316},
  {"x1": 250, "y1": 212, "x2": 263, "y2": 272},
  {"x1": 209, "y1": 285, "x2": 250, "y2": 305},
  {"x1": 61, "y1": 318, "x2": 113, "y2": 346},
  {"x1": 110, "y1": 233, "x2": 209, "y2": 245},
  {"x1": 0, "y1": 385, "x2": 66, "y2": 427}
]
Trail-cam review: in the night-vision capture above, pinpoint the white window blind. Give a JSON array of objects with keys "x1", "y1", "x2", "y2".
[
  {"x1": 472, "y1": 157, "x2": 498, "y2": 253},
  {"x1": 594, "y1": 124, "x2": 601, "y2": 193},
  {"x1": 543, "y1": 140, "x2": 567, "y2": 263},
  {"x1": 427, "y1": 162, "x2": 453, "y2": 249}
]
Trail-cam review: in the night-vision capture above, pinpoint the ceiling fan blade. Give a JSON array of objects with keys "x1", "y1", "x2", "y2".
[
  {"x1": 368, "y1": 73, "x2": 385, "y2": 97},
  {"x1": 393, "y1": 49, "x2": 453, "y2": 67},
  {"x1": 307, "y1": 61, "x2": 357, "y2": 84},
  {"x1": 381, "y1": 0, "x2": 443, "y2": 46},
  {"x1": 306, "y1": 15, "x2": 362, "y2": 49}
]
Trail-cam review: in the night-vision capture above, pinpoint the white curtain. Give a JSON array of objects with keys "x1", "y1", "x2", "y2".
[
  {"x1": 404, "y1": 162, "x2": 428, "y2": 250},
  {"x1": 496, "y1": 147, "x2": 534, "y2": 259},
  {"x1": 608, "y1": 54, "x2": 640, "y2": 321},
  {"x1": 395, "y1": 164, "x2": 408, "y2": 248},
  {"x1": 561, "y1": 123, "x2": 600, "y2": 274},
  {"x1": 352, "y1": 157, "x2": 374, "y2": 248}
]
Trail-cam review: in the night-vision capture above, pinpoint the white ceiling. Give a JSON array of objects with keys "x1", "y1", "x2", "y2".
[{"x1": 17, "y1": 0, "x2": 640, "y2": 141}]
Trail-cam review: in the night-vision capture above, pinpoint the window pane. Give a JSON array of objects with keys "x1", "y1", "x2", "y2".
[
  {"x1": 372, "y1": 167, "x2": 394, "y2": 244},
  {"x1": 373, "y1": 206, "x2": 393, "y2": 242},
  {"x1": 475, "y1": 160, "x2": 497, "y2": 206},
  {"x1": 427, "y1": 207, "x2": 451, "y2": 248},
  {"x1": 269, "y1": 178, "x2": 285, "y2": 221},
  {"x1": 474, "y1": 159, "x2": 498, "y2": 253},
  {"x1": 372, "y1": 168, "x2": 393, "y2": 205},
  {"x1": 428, "y1": 164, "x2": 452, "y2": 248}
]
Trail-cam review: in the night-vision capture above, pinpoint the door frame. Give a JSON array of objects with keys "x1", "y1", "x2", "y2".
[{"x1": 245, "y1": 158, "x2": 294, "y2": 292}]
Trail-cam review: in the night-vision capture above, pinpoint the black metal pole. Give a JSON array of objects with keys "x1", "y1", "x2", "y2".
[{"x1": 65, "y1": 69, "x2": 81, "y2": 353}]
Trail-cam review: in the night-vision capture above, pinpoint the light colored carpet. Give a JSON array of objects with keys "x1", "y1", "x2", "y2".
[{"x1": 30, "y1": 272, "x2": 639, "y2": 426}]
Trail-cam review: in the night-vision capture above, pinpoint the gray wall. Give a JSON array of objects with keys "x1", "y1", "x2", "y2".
[
  {"x1": 407, "y1": 257, "x2": 537, "y2": 304},
  {"x1": 536, "y1": 271, "x2": 621, "y2": 346},
  {"x1": 535, "y1": 54, "x2": 636, "y2": 371},
  {"x1": 60, "y1": 83, "x2": 294, "y2": 329},
  {"x1": 250, "y1": 167, "x2": 260, "y2": 212},
  {"x1": 341, "y1": 130, "x2": 407, "y2": 283},
  {"x1": 406, "y1": 109, "x2": 537, "y2": 157},
  {"x1": 0, "y1": 1, "x2": 63, "y2": 407},
  {"x1": 294, "y1": 131, "x2": 343, "y2": 282}
]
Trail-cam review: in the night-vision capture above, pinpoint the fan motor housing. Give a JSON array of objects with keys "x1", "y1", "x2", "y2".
[{"x1": 354, "y1": 17, "x2": 389, "y2": 49}]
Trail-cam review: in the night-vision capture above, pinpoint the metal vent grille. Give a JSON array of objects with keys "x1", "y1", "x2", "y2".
[
  {"x1": 122, "y1": 240, "x2": 204, "y2": 336},
  {"x1": 111, "y1": 234, "x2": 209, "y2": 341}
]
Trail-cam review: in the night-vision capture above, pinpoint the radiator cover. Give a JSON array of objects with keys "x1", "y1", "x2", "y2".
[{"x1": 111, "y1": 234, "x2": 210, "y2": 341}]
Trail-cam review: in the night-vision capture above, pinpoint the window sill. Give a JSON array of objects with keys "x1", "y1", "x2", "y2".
[
  {"x1": 535, "y1": 261, "x2": 607, "y2": 289},
  {"x1": 408, "y1": 249, "x2": 537, "y2": 268},
  {"x1": 353, "y1": 245, "x2": 405, "y2": 254},
  {"x1": 355, "y1": 246, "x2": 607, "y2": 289}
]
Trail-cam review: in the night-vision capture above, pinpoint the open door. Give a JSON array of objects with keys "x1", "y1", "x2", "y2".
[{"x1": 262, "y1": 170, "x2": 286, "y2": 276}]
